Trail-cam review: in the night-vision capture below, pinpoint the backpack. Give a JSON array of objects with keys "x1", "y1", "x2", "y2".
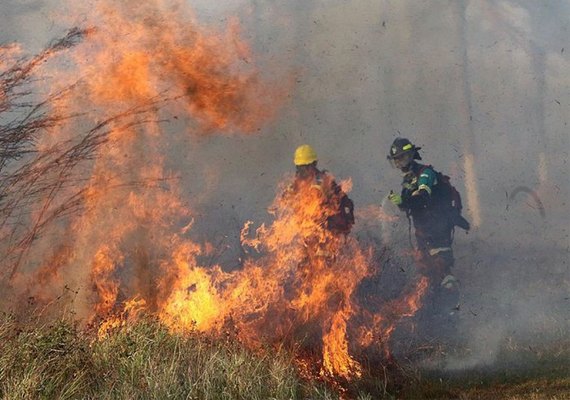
[
  {"x1": 424, "y1": 166, "x2": 470, "y2": 231},
  {"x1": 325, "y1": 192, "x2": 354, "y2": 234}
]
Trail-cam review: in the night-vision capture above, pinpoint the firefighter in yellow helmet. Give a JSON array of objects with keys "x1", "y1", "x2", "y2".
[
  {"x1": 294, "y1": 144, "x2": 318, "y2": 168},
  {"x1": 290, "y1": 145, "x2": 354, "y2": 234}
]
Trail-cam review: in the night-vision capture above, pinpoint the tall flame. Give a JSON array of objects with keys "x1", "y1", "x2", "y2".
[{"x1": 2, "y1": 0, "x2": 430, "y2": 382}]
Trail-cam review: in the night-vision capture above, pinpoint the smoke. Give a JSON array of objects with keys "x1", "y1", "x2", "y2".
[{"x1": 1, "y1": 0, "x2": 569, "y2": 377}]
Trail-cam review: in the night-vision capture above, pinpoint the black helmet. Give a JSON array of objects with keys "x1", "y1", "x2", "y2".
[{"x1": 387, "y1": 137, "x2": 422, "y2": 160}]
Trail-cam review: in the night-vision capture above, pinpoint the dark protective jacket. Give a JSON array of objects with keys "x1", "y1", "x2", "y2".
[{"x1": 397, "y1": 162, "x2": 464, "y2": 252}]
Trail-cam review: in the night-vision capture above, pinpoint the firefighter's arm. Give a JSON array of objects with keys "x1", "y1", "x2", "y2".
[
  {"x1": 388, "y1": 191, "x2": 403, "y2": 206},
  {"x1": 405, "y1": 168, "x2": 436, "y2": 210}
]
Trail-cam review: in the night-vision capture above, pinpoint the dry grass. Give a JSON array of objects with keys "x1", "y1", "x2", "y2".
[
  {"x1": 0, "y1": 314, "x2": 340, "y2": 400},
  {"x1": 0, "y1": 312, "x2": 568, "y2": 400}
]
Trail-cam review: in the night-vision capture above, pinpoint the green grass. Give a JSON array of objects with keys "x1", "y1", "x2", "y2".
[
  {"x1": 0, "y1": 313, "x2": 568, "y2": 399},
  {"x1": 0, "y1": 314, "x2": 338, "y2": 400}
]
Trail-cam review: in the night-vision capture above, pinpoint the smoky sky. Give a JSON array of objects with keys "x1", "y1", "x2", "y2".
[{"x1": 1, "y1": 0, "x2": 569, "y2": 371}]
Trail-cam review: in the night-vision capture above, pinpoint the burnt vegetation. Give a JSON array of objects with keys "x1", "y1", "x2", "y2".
[{"x1": 0, "y1": 29, "x2": 163, "y2": 279}]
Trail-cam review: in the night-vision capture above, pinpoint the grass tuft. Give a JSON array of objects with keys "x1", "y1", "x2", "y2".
[{"x1": 0, "y1": 313, "x2": 337, "y2": 399}]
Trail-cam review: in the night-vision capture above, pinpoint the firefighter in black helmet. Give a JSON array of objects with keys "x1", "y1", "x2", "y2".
[{"x1": 387, "y1": 137, "x2": 470, "y2": 315}]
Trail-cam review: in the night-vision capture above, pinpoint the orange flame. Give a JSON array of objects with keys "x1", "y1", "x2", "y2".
[
  {"x1": 98, "y1": 296, "x2": 147, "y2": 339},
  {"x1": 155, "y1": 172, "x2": 373, "y2": 377},
  {"x1": 4, "y1": 0, "x2": 432, "y2": 383},
  {"x1": 35, "y1": 0, "x2": 278, "y2": 322},
  {"x1": 357, "y1": 276, "x2": 429, "y2": 350}
]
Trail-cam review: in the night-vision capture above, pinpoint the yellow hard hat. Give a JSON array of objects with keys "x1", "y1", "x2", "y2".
[{"x1": 294, "y1": 144, "x2": 318, "y2": 166}]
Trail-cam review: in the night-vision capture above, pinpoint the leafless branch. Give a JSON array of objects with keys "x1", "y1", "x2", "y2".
[{"x1": 0, "y1": 29, "x2": 171, "y2": 279}]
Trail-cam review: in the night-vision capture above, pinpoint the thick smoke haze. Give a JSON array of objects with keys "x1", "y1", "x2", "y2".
[{"x1": 1, "y1": 0, "x2": 568, "y2": 373}]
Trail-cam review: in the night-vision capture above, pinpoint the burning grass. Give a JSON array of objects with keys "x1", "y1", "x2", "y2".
[
  {"x1": 1, "y1": 311, "x2": 568, "y2": 400},
  {"x1": 1, "y1": 2, "x2": 568, "y2": 399},
  {"x1": 0, "y1": 4, "x2": 425, "y2": 390},
  {"x1": 0, "y1": 313, "x2": 337, "y2": 400}
]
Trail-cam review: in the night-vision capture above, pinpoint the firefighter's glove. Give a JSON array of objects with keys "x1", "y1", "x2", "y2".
[{"x1": 388, "y1": 191, "x2": 402, "y2": 206}]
